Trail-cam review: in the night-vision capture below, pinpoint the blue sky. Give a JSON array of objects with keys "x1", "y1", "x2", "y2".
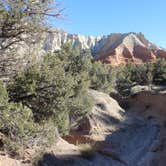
[{"x1": 53, "y1": 0, "x2": 166, "y2": 48}]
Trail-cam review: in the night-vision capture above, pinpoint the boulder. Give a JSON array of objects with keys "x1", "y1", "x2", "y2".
[{"x1": 65, "y1": 89, "x2": 126, "y2": 144}]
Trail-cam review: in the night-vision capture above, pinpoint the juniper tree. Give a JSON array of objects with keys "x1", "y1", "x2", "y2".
[{"x1": 0, "y1": 0, "x2": 63, "y2": 50}]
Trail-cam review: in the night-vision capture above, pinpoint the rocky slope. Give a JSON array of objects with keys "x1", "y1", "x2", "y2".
[
  {"x1": 42, "y1": 30, "x2": 166, "y2": 66},
  {"x1": 43, "y1": 29, "x2": 102, "y2": 52},
  {"x1": 113, "y1": 85, "x2": 166, "y2": 166},
  {"x1": 38, "y1": 90, "x2": 163, "y2": 166},
  {"x1": 95, "y1": 33, "x2": 166, "y2": 66},
  {"x1": 64, "y1": 89, "x2": 162, "y2": 166},
  {"x1": 1, "y1": 89, "x2": 166, "y2": 166}
]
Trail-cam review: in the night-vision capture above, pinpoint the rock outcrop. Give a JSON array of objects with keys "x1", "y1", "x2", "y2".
[
  {"x1": 43, "y1": 29, "x2": 102, "y2": 52},
  {"x1": 95, "y1": 33, "x2": 166, "y2": 66},
  {"x1": 63, "y1": 90, "x2": 161, "y2": 166},
  {"x1": 114, "y1": 85, "x2": 166, "y2": 166},
  {"x1": 42, "y1": 31, "x2": 166, "y2": 66},
  {"x1": 64, "y1": 90, "x2": 126, "y2": 145}
]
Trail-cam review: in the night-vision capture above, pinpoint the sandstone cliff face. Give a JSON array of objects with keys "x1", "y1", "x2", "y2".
[
  {"x1": 42, "y1": 30, "x2": 166, "y2": 66},
  {"x1": 95, "y1": 33, "x2": 166, "y2": 66},
  {"x1": 42, "y1": 29, "x2": 102, "y2": 52}
]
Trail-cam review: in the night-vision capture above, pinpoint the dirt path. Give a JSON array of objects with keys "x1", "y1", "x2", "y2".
[
  {"x1": 103, "y1": 117, "x2": 160, "y2": 166},
  {"x1": 56, "y1": 116, "x2": 160, "y2": 166}
]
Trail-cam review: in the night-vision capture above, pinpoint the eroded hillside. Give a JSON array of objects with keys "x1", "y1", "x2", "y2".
[{"x1": 1, "y1": 89, "x2": 165, "y2": 166}]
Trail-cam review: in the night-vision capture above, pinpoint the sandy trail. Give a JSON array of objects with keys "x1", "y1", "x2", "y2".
[
  {"x1": 104, "y1": 117, "x2": 160, "y2": 166},
  {"x1": 57, "y1": 115, "x2": 160, "y2": 166}
]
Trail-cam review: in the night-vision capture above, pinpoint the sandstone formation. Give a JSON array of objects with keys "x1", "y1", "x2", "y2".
[
  {"x1": 62, "y1": 90, "x2": 161, "y2": 166},
  {"x1": 43, "y1": 29, "x2": 102, "y2": 52},
  {"x1": 42, "y1": 30, "x2": 166, "y2": 66},
  {"x1": 114, "y1": 85, "x2": 166, "y2": 166},
  {"x1": 95, "y1": 33, "x2": 166, "y2": 66},
  {"x1": 63, "y1": 89, "x2": 126, "y2": 144}
]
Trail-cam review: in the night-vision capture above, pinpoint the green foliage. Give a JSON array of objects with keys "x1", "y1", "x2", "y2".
[
  {"x1": 2, "y1": 120, "x2": 57, "y2": 157},
  {"x1": 130, "y1": 63, "x2": 153, "y2": 85},
  {"x1": 55, "y1": 44, "x2": 116, "y2": 94},
  {"x1": 8, "y1": 44, "x2": 94, "y2": 133},
  {"x1": 0, "y1": 83, "x2": 34, "y2": 154},
  {"x1": 8, "y1": 56, "x2": 73, "y2": 123},
  {"x1": 116, "y1": 63, "x2": 137, "y2": 95},
  {"x1": 55, "y1": 44, "x2": 92, "y2": 91},
  {"x1": 116, "y1": 59, "x2": 166, "y2": 95},
  {"x1": 0, "y1": 80, "x2": 8, "y2": 107},
  {"x1": 0, "y1": 101, "x2": 35, "y2": 156},
  {"x1": 89, "y1": 61, "x2": 115, "y2": 93},
  {"x1": 153, "y1": 58, "x2": 166, "y2": 85},
  {"x1": 0, "y1": 102, "x2": 35, "y2": 141},
  {"x1": 0, "y1": 81, "x2": 57, "y2": 156},
  {"x1": 54, "y1": 44, "x2": 94, "y2": 118},
  {"x1": 0, "y1": 0, "x2": 63, "y2": 50}
]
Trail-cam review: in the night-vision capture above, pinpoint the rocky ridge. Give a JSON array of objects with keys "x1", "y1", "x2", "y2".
[{"x1": 42, "y1": 30, "x2": 166, "y2": 66}]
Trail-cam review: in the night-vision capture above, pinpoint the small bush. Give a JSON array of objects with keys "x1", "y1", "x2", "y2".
[
  {"x1": 89, "y1": 61, "x2": 115, "y2": 93},
  {"x1": 153, "y1": 58, "x2": 166, "y2": 85},
  {"x1": 1, "y1": 113, "x2": 58, "y2": 157},
  {"x1": 0, "y1": 103, "x2": 35, "y2": 140},
  {"x1": 116, "y1": 59, "x2": 166, "y2": 96},
  {"x1": 0, "y1": 80, "x2": 8, "y2": 107},
  {"x1": 0, "y1": 81, "x2": 58, "y2": 156}
]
